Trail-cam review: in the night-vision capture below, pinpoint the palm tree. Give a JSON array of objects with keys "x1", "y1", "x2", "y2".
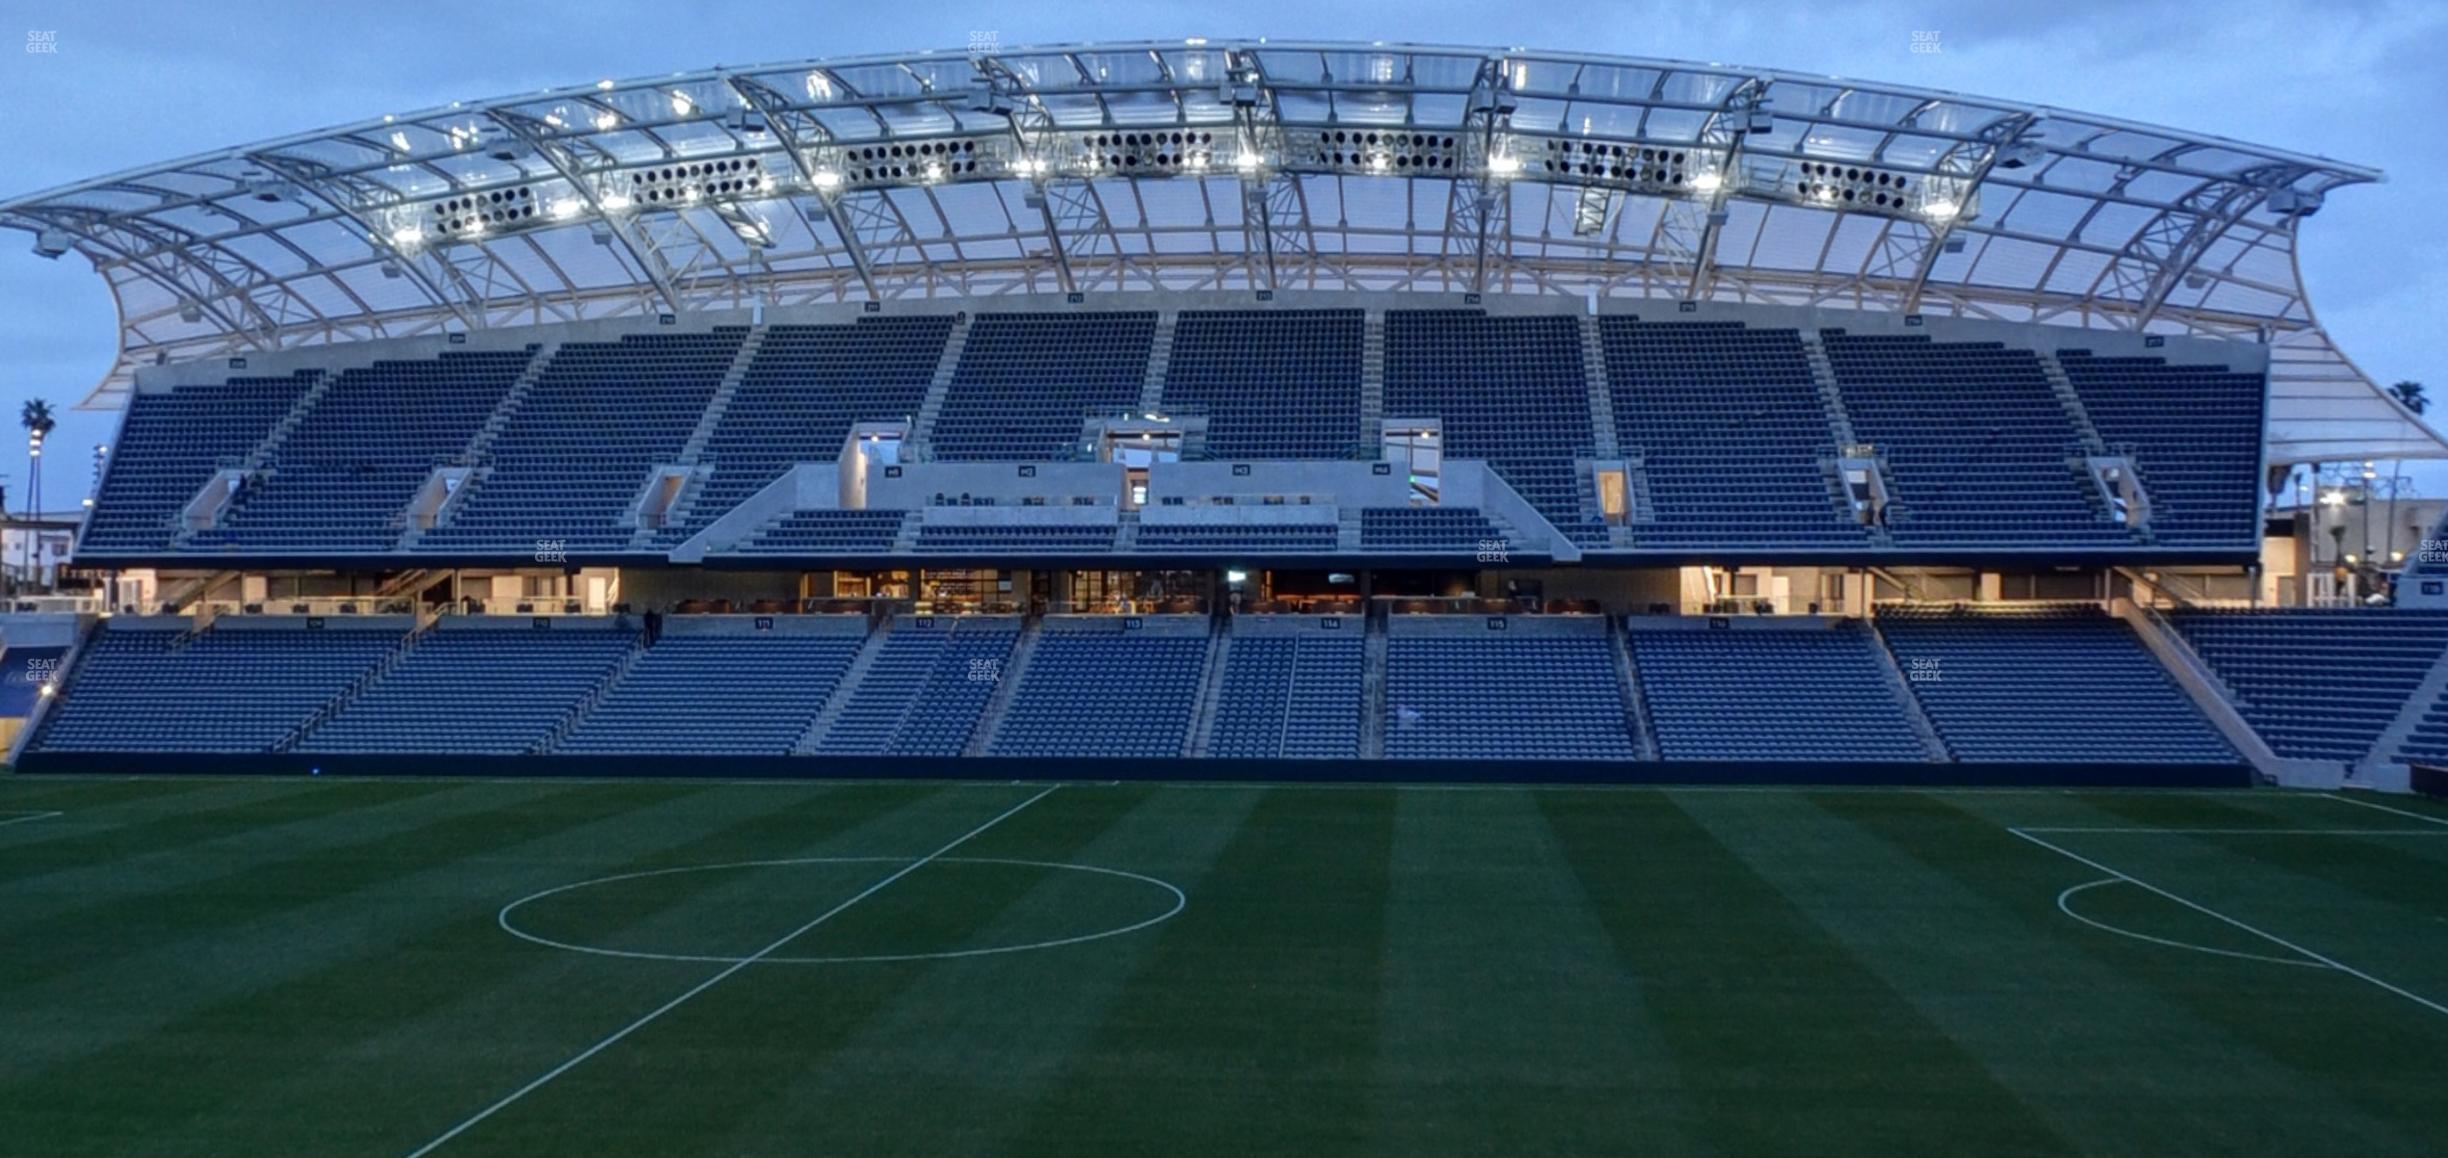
[
  {"x1": 2389, "y1": 380, "x2": 2426, "y2": 415},
  {"x1": 20, "y1": 399, "x2": 54, "y2": 589}
]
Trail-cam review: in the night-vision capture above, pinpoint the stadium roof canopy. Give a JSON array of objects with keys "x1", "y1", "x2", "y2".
[{"x1": 3, "y1": 38, "x2": 2434, "y2": 462}]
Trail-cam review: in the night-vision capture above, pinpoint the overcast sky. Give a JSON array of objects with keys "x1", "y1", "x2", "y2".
[{"x1": 1, "y1": 0, "x2": 2442, "y2": 510}]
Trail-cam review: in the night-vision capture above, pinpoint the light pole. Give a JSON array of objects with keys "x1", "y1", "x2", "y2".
[{"x1": 24, "y1": 425, "x2": 42, "y2": 592}]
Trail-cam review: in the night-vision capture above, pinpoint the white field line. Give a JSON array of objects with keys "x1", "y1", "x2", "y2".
[
  {"x1": 2016, "y1": 826, "x2": 2448, "y2": 836},
  {"x1": 1, "y1": 773, "x2": 2280, "y2": 797},
  {"x1": 2009, "y1": 827, "x2": 2448, "y2": 1019},
  {"x1": 2055, "y1": 879, "x2": 2326, "y2": 969},
  {"x1": 0, "y1": 810, "x2": 63, "y2": 829},
  {"x1": 403, "y1": 784, "x2": 1061, "y2": 1157},
  {"x1": 2328, "y1": 792, "x2": 2448, "y2": 827}
]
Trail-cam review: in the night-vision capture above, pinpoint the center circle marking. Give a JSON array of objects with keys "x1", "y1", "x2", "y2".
[{"x1": 498, "y1": 856, "x2": 1186, "y2": 964}]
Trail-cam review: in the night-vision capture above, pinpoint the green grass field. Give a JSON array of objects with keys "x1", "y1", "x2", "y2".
[{"x1": 3, "y1": 775, "x2": 2446, "y2": 1156}]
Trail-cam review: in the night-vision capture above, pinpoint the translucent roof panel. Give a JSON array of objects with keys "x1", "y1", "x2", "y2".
[{"x1": 1, "y1": 37, "x2": 2427, "y2": 460}]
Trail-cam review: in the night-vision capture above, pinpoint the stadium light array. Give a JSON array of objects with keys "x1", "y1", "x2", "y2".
[
  {"x1": 811, "y1": 169, "x2": 845, "y2": 192},
  {"x1": 1234, "y1": 150, "x2": 1263, "y2": 173},
  {"x1": 1487, "y1": 153, "x2": 1522, "y2": 177},
  {"x1": 1690, "y1": 171, "x2": 1724, "y2": 194},
  {"x1": 548, "y1": 198, "x2": 584, "y2": 221},
  {"x1": 388, "y1": 225, "x2": 424, "y2": 249},
  {"x1": 1924, "y1": 200, "x2": 1962, "y2": 221}
]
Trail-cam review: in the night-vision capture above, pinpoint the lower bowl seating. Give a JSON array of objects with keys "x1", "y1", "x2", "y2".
[
  {"x1": 1878, "y1": 606, "x2": 2235, "y2": 764},
  {"x1": 1630, "y1": 623, "x2": 1929, "y2": 762},
  {"x1": 1383, "y1": 631, "x2": 1639, "y2": 761}
]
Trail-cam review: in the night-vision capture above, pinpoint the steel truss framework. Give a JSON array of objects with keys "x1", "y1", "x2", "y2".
[{"x1": 0, "y1": 39, "x2": 2431, "y2": 461}]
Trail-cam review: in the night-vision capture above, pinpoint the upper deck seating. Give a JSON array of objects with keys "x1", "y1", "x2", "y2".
[
  {"x1": 1162, "y1": 309, "x2": 1366, "y2": 460},
  {"x1": 668, "y1": 316, "x2": 950, "y2": 539},
  {"x1": 1827, "y1": 334, "x2": 2131, "y2": 548},
  {"x1": 2058, "y1": 350, "x2": 2264, "y2": 548},
  {"x1": 420, "y1": 330, "x2": 742, "y2": 553},
  {"x1": 1384, "y1": 310, "x2": 1609, "y2": 547},
  {"x1": 1604, "y1": 320, "x2": 1866, "y2": 548},
  {"x1": 195, "y1": 349, "x2": 535, "y2": 552},
  {"x1": 83, "y1": 373, "x2": 320, "y2": 554},
  {"x1": 930, "y1": 312, "x2": 1155, "y2": 462}
]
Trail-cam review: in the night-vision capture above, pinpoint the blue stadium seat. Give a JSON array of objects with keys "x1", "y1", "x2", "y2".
[
  {"x1": 1630, "y1": 623, "x2": 1927, "y2": 761},
  {"x1": 1136, "y1": 523, "x2": 1338, "y2": 552},
  {"x1": 1359, "y1": 507, "x2": 1506, "y2": 552},
  {"x1": 1827, "y1": 334, "x2": 2132, "y2": 548},
  {"x1": 36, "y1": 626, "x2": 400, "y2": 752},
  {"x1": 2170, "y1": 609, "x2": 2448, "y2": 761},
  {"x1": 930, "y1": 313, "x2": 1154, "y2": 462},
  {"x1": 1208, "y1": 630, "x2": 1363, "y2": 758},
  {"x1": 1163, "y1": 310, "x2": 1366, "y2": 460},
  {"x1": 557, "y1": 632, "x2": 863, "y2": 754},
  {"x1": 299, "y1": 626, "x2": 638, "y2": 754},
  {"x1": 1879, "y1": 606, "x2": 2234, "y2": 763},
  {"x1": 664, "y1": 317, "x2": 949, "y2": 541},
  {"x1": 420, "y1": 330, "x2": 743, "y2": 553},
  {"x1": 726, "y1": 510, "x2": 909, "y2": 555},
  {"x1": 193, "y1": 349, "x2": 535, "y2": 552},
  {"x1": 1384, "y1": 310, "x2": 1608, "y2": 545},
  {"x1": 812, "y1": 620, "x2": 1018, "y2": 755},
  {"x1": 2058, "y1": 350, "x2": 2264, "y2": 548},
  {"x1": 986, "y1": 624, "x2": 1208, "y2": 757},
  {"x1": 83, "y1": 373, "x2": 320, "y2": 554},
  {"x1": 912, "y1": 523, "x2": 1117, "y2": 552},
  {"x1": 1605, "y1": 320, "x2": 1867, "y2": 549},
  {"x1": 1383, "y1": 628, "x2": 1638, "y2": 760}
]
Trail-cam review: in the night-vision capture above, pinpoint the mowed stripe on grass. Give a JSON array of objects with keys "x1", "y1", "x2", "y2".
[
  {"x1": 1852, "y1": 790, "x2": 2446, "y2": 1155},
  {"x1": 0, "y1": 778, "x2": 2442, "y2": 1157},
  {"x1": 0, "y1": 781, "x2": 962, "y2": 1154},
  {"x1": 1539, "y1": 789, "x2": 2071, "y2": 1156}
]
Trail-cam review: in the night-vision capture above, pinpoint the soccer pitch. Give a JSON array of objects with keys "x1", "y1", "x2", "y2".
[{"x1": 3, "y1": 776, "x2": 2445, "y2": 1156}]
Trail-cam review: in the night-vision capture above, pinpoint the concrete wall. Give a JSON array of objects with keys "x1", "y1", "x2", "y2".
[
  {"x1": 0, "y1": 613, "x2": 84, "y2": 648},
  {"x1": 1384, "y1": 612, "x2": 1610, "y2": 638},
  {"x1": 210, "y1": 614, "x2": 414, "y2": 633},
  {"x1": 1146, "y1": 460, "x2": 1410, "y2": 510},
  {"x1": 659, "y1": 613, "x2": 869, "y2": 638},
  {"x1": 1038, "y1": 613, "x2": 1211, "y2": 637},
  {"x1": 870, "y1": 461, "x2": 1122, "y2": 509},
  {"x1": 1230, "y1": 614, "x2": 1364, "y2": 638},
  {"x1": 430, "y1": 614, "x2": 632, "y2": 632},
  {"x1": 1620, "y1": 614, "x2": 1844, "y2": 632},
  {"x1": 890, "y1": 613, "x2": 1022, "y2": 635}
]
